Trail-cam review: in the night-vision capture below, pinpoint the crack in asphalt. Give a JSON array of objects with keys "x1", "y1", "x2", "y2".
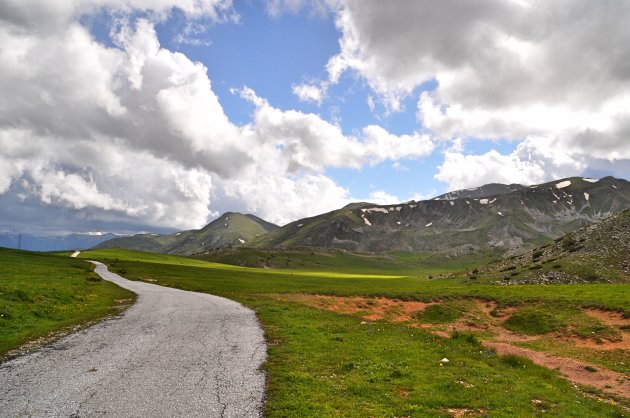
[{"x1": 0, "y1": 261, "x2": 267, "y2": 417}]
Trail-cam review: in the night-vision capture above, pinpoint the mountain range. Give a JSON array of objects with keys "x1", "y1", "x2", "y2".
[
  {"x1": 252, "y1": 176, "x2": 630, "y2": 254},
  {"x1": 92, "y1": 176, "x2": 630, "y2": 257},
  {"x1": 95, "y1": 212, "x2": 278, "y2": 256},
  {"x1": 0, "y1": 232, "x2": 118, "y2": 252}
]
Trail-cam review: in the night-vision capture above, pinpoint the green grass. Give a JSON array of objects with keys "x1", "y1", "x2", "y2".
[
  {"x1": 198, "y1": 247, "x2": 500, "y2": 276},
  {"x1": 80, "y1": 248, "x2": 405, "y2": 279},
  {"x1": 503, "y1": 304, "x2": 622, "y2": 338},
  {"x1": 0, "y1": 248, "x2": 135, "y2": 358},
  {"x1": 81, "y1": 249, "x2": 630, "y2": 312},
  {"x1": 504, "y1": 306, "x2": 564, "y2": 335},
  {"x1": 413, "y1": 302, "x2": 466, "y2": 324},
  {"x1": 78, "y1": 248, "x2": 628, "y2": 416},
  {"x1": 257, "y1": 299, "x2": 623, "y2": 417}
]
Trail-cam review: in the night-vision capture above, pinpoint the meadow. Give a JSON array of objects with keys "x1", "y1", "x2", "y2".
[
  {"x1": 0, "y1": 248, "x2": 134, "y2": 358},
  {"x1": 1, "y1": 246, "x2": 627, "y2": 415},
  {"x1": 76, "y1": 248, "x2": 628, "y2": 416}
]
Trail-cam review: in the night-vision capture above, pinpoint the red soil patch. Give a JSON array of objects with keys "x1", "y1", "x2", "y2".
[
  {"x1": 285, "y1": 294, "x2": 629, "y2": 400},
  {"x1": 484, "y1": 341, "x2": 630, "y2": 399},
  {"x1": 585, "y1": 309, "x2": 630, "y2": 327},
  {"x1": 474, "y1": 300, "x2": 517, "y2": 319},
  {"x1": 288, "y1": 294, "x2": 434, "y2": 322},
  {"x1": 570, "y1": 334, "x2": 630, "y2": 351}
]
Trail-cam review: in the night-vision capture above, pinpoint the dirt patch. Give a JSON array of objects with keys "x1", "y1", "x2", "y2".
[
  {"x1": 285, "y1": 294, "x2": 629, "y2": 400},
  {"x1": 287, "y1": 294, "x2": 435, "y2": 322},
  {"x1": 445, "y1": 407, "x2": 488, "y2": 417},
  {"x1": 585, "y1": 309, "x2": 630, "y2": 327},
  {"x1": 475, "y1": 300, "x2": 517, "y2": 319},
  {"x1": 570, "y1": 334, "x2": 630, "y2": 351},
  {"x1": 484, "y1": 341, "x2": 630, "y2": 399}
]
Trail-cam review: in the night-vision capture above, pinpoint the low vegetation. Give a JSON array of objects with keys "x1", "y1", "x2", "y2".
[
  {"x1": 0, "y1": 248, "x2": 135, "y2": 358},
  {"x1": 73, "y1": 248, "x2": 628, "y2": 415}
]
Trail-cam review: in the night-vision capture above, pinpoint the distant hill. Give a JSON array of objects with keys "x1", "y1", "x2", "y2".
[
  {"x1": 476, "y1": 208, "x2": 630, "y2": 283},
  {"x1": 0, "y1": 232, "x2": 117, "y2": 252},
  {"x1": 95, "y1": 212, "x2": 278, "y2": 256},
  {"x1": 251, "y1": 176, "x2": 630, "y2": 254}
]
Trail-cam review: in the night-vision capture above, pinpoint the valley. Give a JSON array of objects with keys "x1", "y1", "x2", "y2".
[
  {"x1": 2, "y1": 176, "x2": 629, "y2": 416},
  {"x1": 67, "y1": 246, "x2": 629, "y2": 416}
]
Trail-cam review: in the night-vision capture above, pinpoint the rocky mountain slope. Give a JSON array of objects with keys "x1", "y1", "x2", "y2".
[
  {"x1": 475, "y1": 208, "x2": 630, "y2": 283},
  {"x1": 252, "y1": 177, "x2": 630, "y2": 254},
  {"x1": 95, "y1": 213, "x2": 278, "y2": 256}
]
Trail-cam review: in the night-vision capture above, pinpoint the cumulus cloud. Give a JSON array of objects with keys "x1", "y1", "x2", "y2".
[
  {"x1": 304, "y1": 0, "x2": 630, "y2": 187},
  {"x1": 291, "y1": 82, "x2": 327, "y2": 105},
  {"x1": 0, "y1": 2, "x2": 434, "y2": 232},
  {"x1": 435, "y1": 136, "x2": 585, "y2": 190},
  {"x1": 367, "y1": 190, "x2": 399, "y2": 205}
]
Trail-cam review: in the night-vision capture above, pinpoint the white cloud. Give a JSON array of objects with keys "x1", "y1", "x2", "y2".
[
  {"x1": 391, "y1": 162, "x2": 409, "y2": 172},
  {"x1": 367, "y1": 190, "x2": 399, "y2": 206},
  {"x1": 315, "y1": 0, "x2": 630, "y2": 185},
  {"x1": 292, "y1": 82, "x2": 327, "y2": 105},
  {"x1": 361, "y1": 125, "x2": 434, "y2": 165},
  {"x1": 0, "y1": 4, "x2": 434, "y2": 232},
  {"x1": 266, "y1": 0, "x2": 329, "y2": 18},
  {"x1": 435, "y1": 136, "x2": 585, "y2": 190}
]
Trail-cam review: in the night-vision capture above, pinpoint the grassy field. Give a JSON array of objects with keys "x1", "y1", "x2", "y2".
[
  {"x1": 196, "y1": 247, "x2": 500, "y2": 276},
  {"x1": 0, "y1": 248, "x2": 135, "y2": 358},
  {"x1": 77, "y1": 248, "x2": 628, "y2": 416}
]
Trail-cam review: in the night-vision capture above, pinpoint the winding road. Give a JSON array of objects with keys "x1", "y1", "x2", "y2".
[{"x1": 0, "y1": 261, "x2": 266, "y2": 417}]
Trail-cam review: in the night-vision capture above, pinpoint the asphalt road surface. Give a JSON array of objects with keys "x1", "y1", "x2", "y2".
[{"x1": 0, "y1": 261, "x2": 266, "y2": 417}]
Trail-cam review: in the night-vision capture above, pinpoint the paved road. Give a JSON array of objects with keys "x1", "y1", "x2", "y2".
[{"x1": 0, "y1": 261, "x2": 266, "y2": 417}]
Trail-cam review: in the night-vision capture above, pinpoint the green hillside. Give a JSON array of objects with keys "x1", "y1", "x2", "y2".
[{"x1": 95, "y1": 212, "x2": 278, "y2": 255}]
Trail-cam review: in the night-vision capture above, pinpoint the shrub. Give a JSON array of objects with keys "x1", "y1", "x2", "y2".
[
  {"x1": 501, "y1": 354, "x2": 530, "y2": 368},
  {"x1": 561, "y1": 235, "x2": 576, "y2": 250},
  {"x1": 504, "y1": 307, "x2": 563, "y2": 335},
  {"x1": 451, "y1": 331, "x2": 480, "y2": 346}
]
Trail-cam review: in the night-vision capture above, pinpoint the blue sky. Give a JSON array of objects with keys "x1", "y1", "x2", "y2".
[
  {"x1": 151, "y1": 3, "x2": 448, "y2": 200},
  {"x1": 147, "y1": 2, "x2": 473, "y2": 200},
  {"x1": 1, "y1": 0, "x2": 628, "y2": 234}
]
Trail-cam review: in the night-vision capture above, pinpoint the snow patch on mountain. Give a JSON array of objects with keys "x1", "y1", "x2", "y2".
[{"x1": 362, "y1": 207, "x2": 389, "y2": 214}]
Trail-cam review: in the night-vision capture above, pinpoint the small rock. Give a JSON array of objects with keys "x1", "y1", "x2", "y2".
[{"x1": 440, "y1": 358, "x2": 449, "y2": 363}]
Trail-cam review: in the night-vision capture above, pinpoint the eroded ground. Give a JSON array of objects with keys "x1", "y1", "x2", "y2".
[{"x1": 282, "y1": 294, "x2": 630, "y2": 403}]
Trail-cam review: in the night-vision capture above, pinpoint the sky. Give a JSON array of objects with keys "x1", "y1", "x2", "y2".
[{"x1": 1, "y1": 0, "x2": 630, "y2": 235}]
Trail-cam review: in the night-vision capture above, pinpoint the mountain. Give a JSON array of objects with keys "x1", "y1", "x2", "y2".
[
  {"x1": 252, "y1": 176, "x2": 630, "y2": 254},
  {"x1": 0, "y1": 232, "x2": 117, "y2": 252},
  {"x1": 475, "y1": 208, "x2": 630, "y2": 283},
  {"x1": 95, "y1": 212, "x2": 278, "y2": 256},
  {"x1": 433, "y1": 183, "x2": 525, "y2": 200}
]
